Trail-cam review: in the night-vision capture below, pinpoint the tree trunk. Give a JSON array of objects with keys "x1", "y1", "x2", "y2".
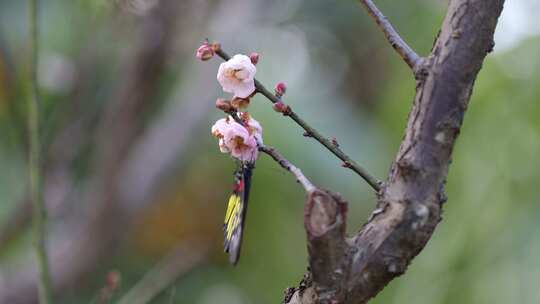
[{"x1": 285, "y1": 1, "x2": 505, "y2": 303}]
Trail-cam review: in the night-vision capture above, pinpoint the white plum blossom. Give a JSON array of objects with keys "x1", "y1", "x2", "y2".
[
  {"x1": 211, "y1": 118, "x2": 233, "y2": 153},
  {"x1": 217, "y1": 54, "x2": 256, "y2": 98},
  {"x1": 211, "y1": 114, "x2": 263, "y2": 162}
]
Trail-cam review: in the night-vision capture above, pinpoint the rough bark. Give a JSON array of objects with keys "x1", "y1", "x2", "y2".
[
  {"x1": 285, "y1": 0, "x2": 505, "y2": 303},
  {"x1": 304, "y1": 190, "x2": 349, "y2": 303}
]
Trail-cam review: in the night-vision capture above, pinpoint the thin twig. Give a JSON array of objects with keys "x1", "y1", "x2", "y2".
[
  {"x1": 28, "y1": 0, "x2": 52, "y2": 303},
  {"x1": 358, "y1": 0, "x2": 421, "y2": 70},
  {"x1": 259, "y1": 145, "x2": 316, "y2": 193},
  {"x1": 225, "y1": 110, "x2": 316, "y2": 193},
  {"x1": 225, "y1": 110, "x2": 315, "y2": 192},
  {"x1": 215, "y1": 49, "x2": 381, "y2": 192}
]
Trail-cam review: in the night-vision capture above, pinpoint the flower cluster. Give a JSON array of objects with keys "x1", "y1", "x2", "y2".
[
  {"x1": 211, "y1": 113, "x2": 262, "y2": 162},
  {"x1": 197, "y1": 42, "x2": 263, "y2": 162}
]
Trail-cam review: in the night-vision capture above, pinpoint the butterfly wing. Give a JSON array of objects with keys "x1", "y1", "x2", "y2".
[{"x1": 223, "y1": 164, "x2": 253, "y2": 265}]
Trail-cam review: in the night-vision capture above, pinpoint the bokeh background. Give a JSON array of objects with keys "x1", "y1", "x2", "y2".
[{"x1": 0, "y1": 0, "x2": 539, "y2": 303}]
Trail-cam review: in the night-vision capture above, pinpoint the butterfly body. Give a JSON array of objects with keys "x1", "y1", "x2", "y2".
[{"x1": 223, "y1": 162, "x2": 253, "y2": 265}]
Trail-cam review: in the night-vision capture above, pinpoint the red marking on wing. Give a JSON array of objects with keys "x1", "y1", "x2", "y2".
[{"x1": 233, "y1": 179, "x2": 245, "y2": 193}]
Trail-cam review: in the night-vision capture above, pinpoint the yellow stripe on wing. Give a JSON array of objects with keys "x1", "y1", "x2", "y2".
[
  {"x1": 225, "y1": 194, "x2": 242, "y2": 245},
  {"x1": 225, "y1": 194, "x2": 239, "y2": 225}
]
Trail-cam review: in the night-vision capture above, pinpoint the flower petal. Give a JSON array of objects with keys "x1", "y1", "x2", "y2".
[{"x1": 216, "y1": 54, "x2": 256, "y2": 98}]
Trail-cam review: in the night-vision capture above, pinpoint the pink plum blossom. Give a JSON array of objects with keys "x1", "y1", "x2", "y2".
[
  {"x1": 217, "y1": 54, "x2": 256, "y2": 98},
  {"x1": 242, "y1": 113, "x2": 263, "y2": 143},
  {"x1": 211, "y1": 115, "x2": 263, "y2": 162}
]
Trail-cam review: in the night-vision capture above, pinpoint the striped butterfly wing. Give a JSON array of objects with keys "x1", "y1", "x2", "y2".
[{"x1": 223, "y1": 164, "x2": 253, "y2": 265}]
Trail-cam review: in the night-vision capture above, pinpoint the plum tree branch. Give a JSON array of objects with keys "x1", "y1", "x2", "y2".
[
  {"x1": 224, "y1": 110, "x2": 316, "y2": 193},
  {"x1": 259, "y1": 145, "x2": 315, "y2": 193},
  {"x1": 215, "y1": 49, "x2": 381, "y2": 192},
  {"x1": 283, "y1": 0, "x2": 505, "y2": 303},
  {"x1": 358, "y1": 0, "x2": 422, "y2": 70}
]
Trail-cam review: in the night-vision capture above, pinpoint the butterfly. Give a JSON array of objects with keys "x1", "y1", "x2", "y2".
[{"x1": 223, "y1": 162, "x2": 254, "y2": 265}]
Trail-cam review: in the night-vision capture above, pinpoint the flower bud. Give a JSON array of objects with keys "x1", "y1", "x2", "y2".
[
  {"x1": 272, "y1": 101, "x2": 290, "y2": 114},
  {"x1": 215, "y1": 98, "x2": 232, "y2": 111},
  {"x1": 274, "y1": 82, "x2": 287, "y2": 97},
  {"x1": 196, "y1": 43, "x2": 214, "y2": 61},
  {"x1": 249, "y1": 52, "x2": 260, "y2": 65},
  {"x1": 231, "y1": 96, "x2": 251, "y2": 110}
]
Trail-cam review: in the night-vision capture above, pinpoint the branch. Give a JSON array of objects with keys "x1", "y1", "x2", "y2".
[
  {"x1": 27, "y1": 0, "x2": 52, "y2": 303},
  {"x1": 259, "y1": 145, "x2": 315, "y2": 193},
  {"x1": 304, "y1": 190, "x2": 348, "y2": 302},
  {"x1": 284, "y1": 0, "x2": 505, "y2": 303},
  {"x1": 215, "y1": 49, "x2": 381, "y2": 192},
  {"x1": 260, "y1": 146, "x2": 350, "y2": 302},
  {"x1": 224, "y1": 110, "x2": 315, "y2": 193},
  {"x1": 358, "y1": 0, "x2": 422, "y2": 70}
]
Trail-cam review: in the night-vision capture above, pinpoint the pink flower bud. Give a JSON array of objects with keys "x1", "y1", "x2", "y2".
[
  {"x1": 272, "y1": 101, "x2": 290, "y2": 114},
  {"x1": 249, "y1": 52, "x2": 260, "y2": 65},
  {"x1": 274, "y1": 82, "x2": 287, "y2": 97},
  {"x1": 196, "y1": 43, "x2": 214, "y2": 61},
  {"x1": 215, "y1": 98, "x2": 232, "y2": 111}
]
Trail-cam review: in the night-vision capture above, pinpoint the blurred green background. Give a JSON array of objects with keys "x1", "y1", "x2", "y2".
[{"x1": 0, "y1": 0, "x2": 539, "y2": 303}]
